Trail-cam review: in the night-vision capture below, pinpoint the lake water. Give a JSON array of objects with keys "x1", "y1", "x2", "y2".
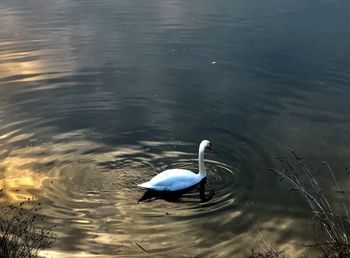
[{"x1": 1, "y1": 0, "x2": 350, "y2": 256}]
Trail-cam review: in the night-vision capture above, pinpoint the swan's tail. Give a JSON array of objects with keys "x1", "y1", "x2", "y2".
[{"x1": 137, "y1": 181, "x2": 152, "y2": 189}]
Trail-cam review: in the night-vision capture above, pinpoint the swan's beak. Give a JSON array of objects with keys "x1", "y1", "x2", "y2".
[{"x1": 207, "y1": 144, "x2": 214, "y2": 152}]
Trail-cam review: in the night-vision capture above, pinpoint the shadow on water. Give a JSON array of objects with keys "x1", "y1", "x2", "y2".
[{"x1": 138, "y1": 178, "x2": 215, "y2": 203}]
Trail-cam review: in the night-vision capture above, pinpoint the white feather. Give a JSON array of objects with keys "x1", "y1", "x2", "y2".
[{"x1": 137, "y1": 140, "x2": 211, "y2": 191}]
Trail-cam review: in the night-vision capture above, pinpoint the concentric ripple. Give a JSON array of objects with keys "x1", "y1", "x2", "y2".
[
  {"x1": 0, "y1": 128, "x2": 247, "y2": 256},
  {"x1": 2, "y1": 0, "x2": 350, "y2": 257}
]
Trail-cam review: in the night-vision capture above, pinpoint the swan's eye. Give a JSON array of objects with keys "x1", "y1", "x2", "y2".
[{"x1": 207, "y1": 143, "x2": 213, "y2": 150}]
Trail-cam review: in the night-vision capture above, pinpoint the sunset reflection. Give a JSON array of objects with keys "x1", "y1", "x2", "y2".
[
  {"x1": 0, "y1": 57, "x2": 45, "y2": 83},
  {"x1": 0, "y1": 46, "x2": 68, "y2": 85},
  {"x1": 1, "y1": 0, "x2": 349, "y2": 255},
  {"x1": 0, "y1": 156, "x2": 49, "y2": 203}
]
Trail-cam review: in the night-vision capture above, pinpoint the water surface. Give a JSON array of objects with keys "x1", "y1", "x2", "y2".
[{"x1": 1, "y1": 0, "x2": 350, "y2": 256}]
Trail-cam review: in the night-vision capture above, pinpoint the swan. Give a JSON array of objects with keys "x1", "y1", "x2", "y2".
[{"x1": 137, "y1": 140, "x2": 213, "y2": 191}]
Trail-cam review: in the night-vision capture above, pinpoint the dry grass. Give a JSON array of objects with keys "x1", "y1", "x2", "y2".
[
  {"x1": 248, "y1": 231, "x2": 286, "y2": 258},
  {"x1": 0, "y1": 195, "x2": 56, "y2": 258},
  {"x1": 269, "y1": 150, "x2": 350, "y2": 257}
]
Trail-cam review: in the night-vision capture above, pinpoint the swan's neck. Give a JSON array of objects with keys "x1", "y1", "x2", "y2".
[{"x1": 198, "y1": 145, "x2": 207, "y2": 178}]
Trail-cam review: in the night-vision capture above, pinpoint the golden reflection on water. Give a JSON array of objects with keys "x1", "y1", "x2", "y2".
[
  {"x1": 0, "y1": 5, "x2": 79, "y2": 86},
  {"x1": 251, "y1": 218, "x2": 308, "y2": 257},
  {"x1": 201, "y1": 216, "x2": 314, "y2": 258},
  {"x1": 40, "y1": 250, "x2": 101, "y2": 258},
  {"x1": 0, "y1": 132, "x2": 318, "y2": 257},
  {"x1": 0, "y1": 45, "x2": 79, "y2": 89},
  {"x1": 0, "y1": 156, "x2": 49, "y2": 203},
  {"x1": 0, "y1": 50, "x2": 46, "y2": 82}
]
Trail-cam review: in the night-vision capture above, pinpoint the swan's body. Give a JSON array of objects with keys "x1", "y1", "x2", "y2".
[
  {"x1": 138, "y1": 168, "x2": 204, "y2": 191},
  {"x1": 138, "y1": 140, "x2": 212, "y2": 191}
]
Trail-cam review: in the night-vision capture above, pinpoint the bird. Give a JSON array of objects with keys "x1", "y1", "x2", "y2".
[{"x1": 137, "y1": 140, "x2": 213, "y2": 191}]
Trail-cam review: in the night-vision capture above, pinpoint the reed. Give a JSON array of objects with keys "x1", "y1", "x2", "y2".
[
  {"x1": 248, "y1": 230, "x2": 285, "y2": 258},
  {"x1": 269, "y1": 150, "x2": 350, "y2": 257},
  {"x1": 0, "y1": 196, "x2": 56, "y2": 258}
]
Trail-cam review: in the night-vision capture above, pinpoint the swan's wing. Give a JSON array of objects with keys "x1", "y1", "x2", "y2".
[{"x1": 148, "y1": 169, "x2": 201, "y2": 191}]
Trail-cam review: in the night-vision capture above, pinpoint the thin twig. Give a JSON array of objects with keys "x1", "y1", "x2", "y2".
[{"x1": 135, "y1": 242, "x2": 149, "y2": 254}]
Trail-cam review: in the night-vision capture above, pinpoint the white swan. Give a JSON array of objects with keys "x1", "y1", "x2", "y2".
[{"x1": 138, "y1": 140, "x2": 212, "y2": 191}]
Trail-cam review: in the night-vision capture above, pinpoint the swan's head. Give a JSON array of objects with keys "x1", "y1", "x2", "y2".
[{"x1": 200, "y1": 140, "x2": 213, "y2": 151}]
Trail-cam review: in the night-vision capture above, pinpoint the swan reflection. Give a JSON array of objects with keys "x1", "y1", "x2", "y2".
[{"x1": 138, "y1": 178, "x2": 215, "y2": 203}]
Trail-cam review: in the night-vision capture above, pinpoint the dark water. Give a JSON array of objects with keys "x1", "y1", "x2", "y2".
[{"x1": 1, "y1": 0, "x2": 350, "y2": 256}]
